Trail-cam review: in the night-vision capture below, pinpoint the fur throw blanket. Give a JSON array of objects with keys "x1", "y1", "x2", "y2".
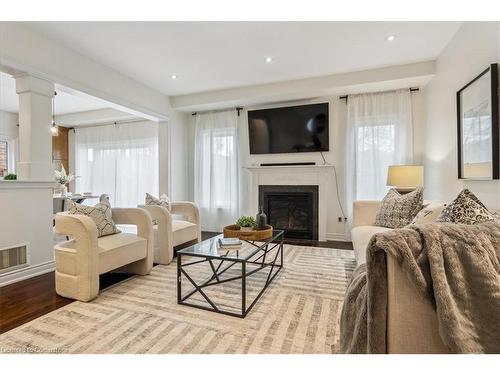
[{"x1": 340, "y1": 223, "x2": 500, "y2": 353}]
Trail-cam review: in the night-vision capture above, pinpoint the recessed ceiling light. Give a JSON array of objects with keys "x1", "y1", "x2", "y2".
[
  {"x1": 386, "y1": 34, "x2": 397, "y2": 42},
  {"x1": 265, "y1": 57, "x2": 273, "y2": 63},
  {"x1": 171, "y1": 74, "x2": 177, "y2": 79}
]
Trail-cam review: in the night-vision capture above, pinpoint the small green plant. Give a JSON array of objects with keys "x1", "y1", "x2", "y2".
[
  {"x1": 3, "y1": 174, "x2": 16, "y2": 180},
  {"x1": 236, "y1": 216, "x2": 257, "y2": 228}
]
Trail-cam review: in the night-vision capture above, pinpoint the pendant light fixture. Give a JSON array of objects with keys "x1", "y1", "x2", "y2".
[{"x1": 51, "y1": 91, "x2": 59, "y2": 136}]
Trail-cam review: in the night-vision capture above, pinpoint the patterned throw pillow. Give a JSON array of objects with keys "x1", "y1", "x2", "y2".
[
  {"x1": 145, "y1": 193, "x2": 170, "y2": 210},
  {"x1": 145, "y1": 193, "x2": 170, "y2": 225},
  {"x1": 68, "y1": 199, "x2": 121, "y2": 237},
  {"x1": 436, "y1": 189, "x2": 500, "y2": 225},
  {"x1": 374, "y1": 188, "x2": 424, "y2": 228},
  {"x1": 409, "y1": 202, "x2": 447, "y2": 225}
]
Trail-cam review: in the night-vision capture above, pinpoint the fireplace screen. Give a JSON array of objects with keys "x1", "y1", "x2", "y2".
[{"x1": 259, "y1": 185, "x2": 318, "y2": 240}]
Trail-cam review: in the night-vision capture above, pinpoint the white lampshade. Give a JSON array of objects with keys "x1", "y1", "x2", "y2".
[{"x1": 387, "y1": 165, "x2": 424, "y2": 188}]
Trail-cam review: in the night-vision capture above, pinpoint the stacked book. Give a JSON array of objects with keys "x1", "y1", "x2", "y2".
[{"x1": 217, "y1": 237, "x2": 242, "y2": 251}]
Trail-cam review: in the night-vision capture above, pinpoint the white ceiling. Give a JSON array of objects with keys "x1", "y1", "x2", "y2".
[
  {"x1": 0, "y1": 72, "x2": 109, "y2": 114},
  {"x1": 25, "y1": 22, "x2": 461, "y2": 96}
]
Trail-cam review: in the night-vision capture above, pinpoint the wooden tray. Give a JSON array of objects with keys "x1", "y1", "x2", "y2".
[{"x1": 223, "y1": 224, "x2": 273, "y2": 241}]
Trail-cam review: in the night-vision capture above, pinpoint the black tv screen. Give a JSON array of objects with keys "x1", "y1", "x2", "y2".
[{"x1": 248, "y1": 103, "x2": 329, "y2": 154}]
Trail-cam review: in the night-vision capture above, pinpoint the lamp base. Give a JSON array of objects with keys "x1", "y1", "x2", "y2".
[{"x1": 394, "y1": 187, "x2": 417, "y2": 194}]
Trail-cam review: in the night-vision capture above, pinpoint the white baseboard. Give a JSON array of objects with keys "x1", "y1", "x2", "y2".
[
  {"x1": 325, "y1": 232, "x2": 348, "y2": 242},
  {"x1": 0, "y1": 260, "x2": 55, "y2": 287}
]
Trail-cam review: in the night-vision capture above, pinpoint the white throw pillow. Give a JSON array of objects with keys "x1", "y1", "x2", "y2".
[{"x1": 410, "y1": 203, "x2": 446, "y2": 225}]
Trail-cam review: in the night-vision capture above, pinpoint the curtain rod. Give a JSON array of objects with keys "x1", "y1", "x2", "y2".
[
  {"x1": 191, "y1": 107, "x2": 243, "y2": 117},
  {"x1": 67, "y1": 118, "x2": 149, "y2": 131},
  {"x1": 339, "y1": 87, "x2": 420, "y2": 101}
]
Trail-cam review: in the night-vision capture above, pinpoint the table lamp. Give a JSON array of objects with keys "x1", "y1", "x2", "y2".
[{"x1": 387, "y1": 165, "x2": 424, "y2": 193}]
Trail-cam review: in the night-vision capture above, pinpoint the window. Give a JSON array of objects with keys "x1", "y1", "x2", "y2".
[
  {"x1": 194, "y1": 110, "x2": 240, "y2": 231},
  {"x1": 199, "y1": 128, "x2": 236, "y2": 209},
  {"x1": 0, "y1": 140, "x2": 8, "y2": 177},
  {"x1": 75, "y1": 122, "x2": 159, "y2": 207},
  {"x1": 355, "y1": 122, "x2": 396, "y2": 200},
  {"x1": 346, "y1": 90, "x2": 413, "y2": 214}
]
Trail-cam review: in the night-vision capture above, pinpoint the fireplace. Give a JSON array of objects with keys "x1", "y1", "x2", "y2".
[{"x1": 259, "y1": 185, "x2": 318, "y2": 240}]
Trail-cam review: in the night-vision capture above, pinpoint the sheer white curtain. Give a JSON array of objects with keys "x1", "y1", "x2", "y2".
[
  {"x1": 194, "y1": 110, "x2": 240, "y2": 232},
  {"x1": 75, "y1": 121, "x2": 159, "y2": 207},
  {"x1": 345, "y1": 90, "x2": 413, "y2": 222}
]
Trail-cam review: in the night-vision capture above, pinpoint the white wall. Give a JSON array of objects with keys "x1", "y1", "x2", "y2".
[
  {"x1": 187, "y1": 92, "x2": 426, "y2": 240},
  {"x1": 0, "y1": 182, "x2": 54, "y2": 286},
  {"x1": 424, "y1": 22, "x2": 500, "y2": 207}
]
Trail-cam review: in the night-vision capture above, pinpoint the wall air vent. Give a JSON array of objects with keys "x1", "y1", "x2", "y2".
[{"x1": 0, "y1": 243, "x2": 28, "y2": 274}]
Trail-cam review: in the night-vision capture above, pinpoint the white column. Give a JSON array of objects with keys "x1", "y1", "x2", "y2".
[
  {"x1": 15, "y1": 74, "x2": 54, "y2": 181},
  {"x1": 158, "y1": 120, "x2": 171, "y2": 197}
]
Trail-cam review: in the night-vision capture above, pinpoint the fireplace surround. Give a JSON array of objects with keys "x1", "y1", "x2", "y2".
[{"x1": 259, "y1": 185, "x2": 319, "y2": 240}]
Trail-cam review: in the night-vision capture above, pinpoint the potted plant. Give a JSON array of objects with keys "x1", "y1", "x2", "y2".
[
  {"x1": 54, "y1": 166, "x2": 75, "y2": 196},
  {"x1": 236, "y1": 216, "x2": 257, "y2": 232},
  {"x1": 3, "y1": 173, "x2": 16, "y2": 180}
]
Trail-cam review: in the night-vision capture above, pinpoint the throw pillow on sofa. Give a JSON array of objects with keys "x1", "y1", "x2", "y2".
[
  {"x1": 410, "y1": 202, "x2": 447, "y2": 225},
  {"x1": 374, "y1": 187, "x2": 424, "y2": 228},
  {"x1": 436, "y1": 189, "x2": 500, "y2": 225},
  {"x1": 68, "y1": 199, "x2": 121, "y2": 237}
]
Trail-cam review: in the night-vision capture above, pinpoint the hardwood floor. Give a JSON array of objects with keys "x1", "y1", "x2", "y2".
[
  {"x1": 0, "y1": 272, "x2": 133, "y2": 334},
  {"x1": 0, "y1": 231, "x2": 352, "y2": 334}
]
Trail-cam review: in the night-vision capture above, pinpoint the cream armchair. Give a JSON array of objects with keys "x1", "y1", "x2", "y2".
[
  {"x1": 138, "y1": 201, "x2": 201, "y2": 265},
  {"x1": 54, "y1": 208, "x2": 153, "y2": 302}
]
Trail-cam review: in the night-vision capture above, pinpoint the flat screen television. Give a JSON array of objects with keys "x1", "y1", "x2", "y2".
[{"x1": 248, "y1": 103, "x2": 329, "y2": 154}]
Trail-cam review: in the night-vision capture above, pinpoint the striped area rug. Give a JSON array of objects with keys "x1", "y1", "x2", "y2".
[{"x1": 0, "y1": 245, "x2": 356, "y2": 354}]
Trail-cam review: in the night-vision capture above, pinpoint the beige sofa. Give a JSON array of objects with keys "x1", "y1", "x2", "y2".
[
  {"x1": 138, "y1": 201, "x2": 201, "y2": 265},
  {"x1": 351, "y1": 200, "x2": 449, "y2": 353},
  {"x1": 54, "y1": 208, "x2": 153, "y2": 302}
]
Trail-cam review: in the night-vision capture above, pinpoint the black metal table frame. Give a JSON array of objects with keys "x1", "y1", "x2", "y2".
[{"x1": 177, "y1": 232, "x2": 284, "y2": 318}]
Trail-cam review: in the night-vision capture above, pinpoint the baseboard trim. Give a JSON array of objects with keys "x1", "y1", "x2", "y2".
[
  {"x1": 0, "y1": 260, "x2": 55, "y2": 287},
  {"x1": 326, "y1": 232, "x2": 348, "y2": 242}
]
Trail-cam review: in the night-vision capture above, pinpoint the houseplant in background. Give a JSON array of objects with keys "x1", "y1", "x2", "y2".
[
  {"x1": 54, "y1": 166, "x2": 75, "y2": 196},
  {"x1": 3, "y1": 173, "x2": 17, "y2": 180},
  {"x1": 236, "y1": 216, "x2": 257, "y2": 232}
]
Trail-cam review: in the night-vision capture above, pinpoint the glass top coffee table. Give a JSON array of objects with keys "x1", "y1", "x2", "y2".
[{"x1": 177, "y1": 230, "x2": 284, "y2": 318}]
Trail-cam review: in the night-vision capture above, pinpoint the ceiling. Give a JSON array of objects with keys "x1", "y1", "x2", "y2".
[
  {"x1": 0, "y1": 71, "x2": 109, "y2": 114},
  {"x1": 24, "y1": 22, "x2": 461, "y2": 96}
]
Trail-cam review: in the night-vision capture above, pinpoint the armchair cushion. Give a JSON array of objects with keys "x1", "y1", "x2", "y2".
[
  {"x1": 171, "y1": 220, "x2": 198, "y2": 247},
  {"x1": 98, "y1": 233, "x2": 147, "y2": 274},
  {"x1": 68, "y1": 199, "x2": 120, "y2": 237}
]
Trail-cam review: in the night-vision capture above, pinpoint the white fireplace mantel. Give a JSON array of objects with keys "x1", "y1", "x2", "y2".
[
  {"x1": 244, "y1": 164, "x2": 335, "y2": 171},
  {"x1": 243, "y1": 164, "x2": 336, "y2": 241}
]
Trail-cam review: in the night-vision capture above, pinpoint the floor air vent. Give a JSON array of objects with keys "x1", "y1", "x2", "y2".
[{"x1": 0, "y1": 244, "x2": 28, "y2": 274}]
